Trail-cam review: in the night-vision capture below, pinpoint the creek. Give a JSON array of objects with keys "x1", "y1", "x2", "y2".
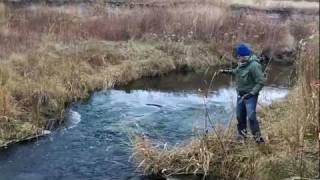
[{"x1": 0, "y1": 64, "x2": 292, "y2": 180}]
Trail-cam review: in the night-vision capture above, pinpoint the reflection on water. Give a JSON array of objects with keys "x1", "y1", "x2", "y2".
[
  {"x1": 119, "y1": 63, "x2": 293, "y2": 92},
  {"x1": 0, "y1": 65, "x2": 291, "y2": 180}
]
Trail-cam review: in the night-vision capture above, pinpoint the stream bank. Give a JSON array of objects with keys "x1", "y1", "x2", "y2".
[{"x1": 0, "y1": 64, "x2": 292, "y2": 180}]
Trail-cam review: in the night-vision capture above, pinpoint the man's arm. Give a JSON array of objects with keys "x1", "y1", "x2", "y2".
[{"x1": 250, "y1": 62, "x2": 265, "y2": 95}]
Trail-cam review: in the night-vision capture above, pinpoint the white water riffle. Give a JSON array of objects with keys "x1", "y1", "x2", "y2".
[
  {"x1": 64, "y1": 86, "x2": 287, "y2": 130},
  {"x1": 213, "y1": 86, "x2": 289, "y2": 107},
  {"x1": 67, "y1": 110, "x2": 82, "y2": 129}
]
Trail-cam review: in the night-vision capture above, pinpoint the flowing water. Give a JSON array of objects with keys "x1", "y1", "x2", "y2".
[{"x1": 0, "y1": 65, "x2": 292, "y2": 180}]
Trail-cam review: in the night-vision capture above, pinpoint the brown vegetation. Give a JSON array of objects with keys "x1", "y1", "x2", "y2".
[
  {"x1": 1, "y1": 2, "x2": 317, "y2": 56},
  {"x1": 0, "y1": 2, "x2": 319, "y2": 179}
]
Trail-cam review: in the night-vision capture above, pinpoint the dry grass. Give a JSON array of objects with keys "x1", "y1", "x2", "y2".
[
  {"x1": 0, "y1": 1, "x2": 318, "y2": 174},
  {"x1": 132, "y1": 35, "x2": 319, "y2": 179},
  {"x1": 129, "y1": 0, "x2": 319, "y2": 9},
  {"x1": 228, "y1": 0, "x2": 319, "y2": 10},
  {"x1": 1, "y1": 2, "x2": 317, "y2": 57}
]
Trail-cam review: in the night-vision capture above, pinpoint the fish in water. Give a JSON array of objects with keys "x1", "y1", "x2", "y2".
[{"x1": 146, "y1": 103, "x2": 162, "y2": 108}]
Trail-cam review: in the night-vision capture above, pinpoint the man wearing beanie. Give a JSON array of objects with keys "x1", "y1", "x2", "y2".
[{"x1": 220, "y1": 43, "x2": 265, "y2": 144}]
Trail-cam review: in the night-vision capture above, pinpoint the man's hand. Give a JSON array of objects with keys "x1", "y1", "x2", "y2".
[
  {"x1": 242, "y1": 93, "x2": 251, "y2": 100},
  {"x1": 241, "y1": 93, "x2": 255, "y2": 100}
]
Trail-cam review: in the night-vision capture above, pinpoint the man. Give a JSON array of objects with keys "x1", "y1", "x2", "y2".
[{"x1": 220, "y1": 43, "x2": 265, "y2": 144}]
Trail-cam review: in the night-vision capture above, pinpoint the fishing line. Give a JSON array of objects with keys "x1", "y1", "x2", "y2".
[
  {"x1": 203, "y1": 71, "x2": 218, "y2": 133},
  {"x1": 202, "y1": 72, "x2": 230, "y2": 158}
]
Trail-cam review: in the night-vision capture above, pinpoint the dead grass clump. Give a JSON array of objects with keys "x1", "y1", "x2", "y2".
[
  {"x1": 0, "y1": 3, "x2": 6, "y2": 24},
  {"x1": 133, "y1": 130, "x2": 272, "y2": 178},
  {"x1": 133, "y1": 135, "x2": 222, "y2": 176},
  {"x1": 8, "y1": 7, "x2": 78, "y2": 36},
  {"x1": 290, "y1": 21, "x2": 318, "y2": 41}
]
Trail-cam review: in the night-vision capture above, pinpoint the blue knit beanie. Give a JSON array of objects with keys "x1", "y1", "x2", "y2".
[{"x1": 236, "y1": 43, "x2": 252, "y2": 57}]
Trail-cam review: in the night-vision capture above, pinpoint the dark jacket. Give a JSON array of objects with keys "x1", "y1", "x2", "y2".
[{"x1": 232, "y1": 55, "x2": 265, "y2": 95}]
